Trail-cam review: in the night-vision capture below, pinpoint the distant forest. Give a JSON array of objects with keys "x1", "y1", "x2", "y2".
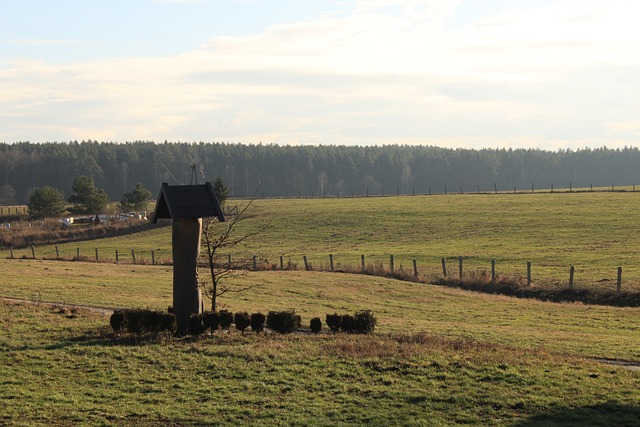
[{"x1": 1, "y1": 141, "x2": 640, "y2": 204}]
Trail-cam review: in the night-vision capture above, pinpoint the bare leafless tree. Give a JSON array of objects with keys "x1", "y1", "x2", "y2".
[{"x1": 200, "y1": 195, "x2": 269, "y2": 312}]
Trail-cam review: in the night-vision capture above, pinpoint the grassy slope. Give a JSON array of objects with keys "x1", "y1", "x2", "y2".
[
  {"x1": 1, "y1": 193, "x2": 640, "y2": 425},
  {"x1": 5, "y1": 192, "x2": 640, "y2": 290},
  {"x1": 1, "y1": 259, "x2": 638, "y2": 361},
  {"x1": 1, "y1": 301, "x2": 638, "y2": 426}
]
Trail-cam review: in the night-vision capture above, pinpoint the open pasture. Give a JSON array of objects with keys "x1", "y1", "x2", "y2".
[
  {"x1": 0, "y1": 258, "x2": 638, "y2": 361},
  {"x1": 6, "y1": 191, "x2": 640, "y2": 291},
  {"x1": 1, "y1": 261, "x2": 639, "y2": 425},
  {"x1": 2, "y1": 190, "x2": 640, "y2": 425}
]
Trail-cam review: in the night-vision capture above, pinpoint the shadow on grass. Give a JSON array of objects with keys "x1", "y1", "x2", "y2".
[
  {"x1": 433, "y1": 278, "x2": 640, "y2": 307},
  {"x1": 514, "y1": 402, "x2": 640, "y2": 426},
  {"x1": 43, "y1": 329, "x2": 182, "y2": 350}
]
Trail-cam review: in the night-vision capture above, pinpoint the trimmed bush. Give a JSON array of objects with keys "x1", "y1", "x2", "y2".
[
  {"x1": 203, "y1": 311, "x2": 220, "y2": 332},
  {"x1": 341, "y1": 314, "x2": 356, "y2": 333},
  {"x1": 126, "y1": 309, "x2": 144, "y2": 334},
  {"x1": 267, "y1": 310, "x2": 300, "y2": 334},
  {"x1": 234, "y1": 312, "x2": 251, "y2": 334},
  {"x1": 144, "y1": 310, "x2": 161, "y2": 332},
  {"x1": 219, "y1": 309, "x2": 234, "y2": 330},
  {"x1": 266, "y1": 310, "x2": 278, "y2": 331},
  {"x1": 250, "y1": 312, "x2": 266, "y2": 333},
  {"x1": 188, "y1": 313, "x2": 206, "y2": 336},
  {"x1": 159, "y1": 312, "x2": 178, "y2": 334},
  {"x1": 109, "y1": 308, "x2": 177, "y2": 335},
  {"x1": 310, "y1": 317, "x2": 322, "y2": 334},
  {"x1": 110, "y1": 310, "x2": 127, "y2": 333},
  {"x1": 354, "y1": 310, "x2": 376, "y2": 334},
  {"x1": 326, "y1": 313, "x2": 341, "y2": 333}
]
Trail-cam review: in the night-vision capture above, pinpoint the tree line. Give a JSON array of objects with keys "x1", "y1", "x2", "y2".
[{"x1": 2, "y1": 141, "x2": 640, "y2": 204}]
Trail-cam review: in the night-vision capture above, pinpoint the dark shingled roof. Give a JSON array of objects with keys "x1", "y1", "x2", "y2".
[{"x1": 152, "y1": 182, "x2": 225, "y2": 223}]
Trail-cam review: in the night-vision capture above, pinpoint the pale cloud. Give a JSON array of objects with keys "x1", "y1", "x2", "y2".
[
  {"x1": 607, "y1": 121, "x2": 640, "y2": 138},
  {"x1": 2, "y1": 0, "x2": 640, "y2": 148}
]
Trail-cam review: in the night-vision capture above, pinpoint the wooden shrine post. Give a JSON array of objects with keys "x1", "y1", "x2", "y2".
[{"x1": 152, "y1": 182, "x2": 225, "y2": 333}]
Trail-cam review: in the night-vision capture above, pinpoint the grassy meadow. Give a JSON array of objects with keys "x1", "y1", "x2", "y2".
[
  {"x1": 2, "y1": 300, "x2": 638, "y2": 426},
  {"x1": 1, "y1": 262, "x2": 639, "y2": 425},
  {"x1": 1, "y1": 191, "x2": 640, "y2": 425},
  {"x1": 1, "y1": 259, "x2": 638, "y2": 360},
  {"x1": 6, "y1": 191, "x2": 640, "y2": 291}
]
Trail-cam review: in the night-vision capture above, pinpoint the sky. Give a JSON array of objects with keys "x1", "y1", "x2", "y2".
[{"x1": 1, "y1": 0, "x2": 639, "y2": 149}]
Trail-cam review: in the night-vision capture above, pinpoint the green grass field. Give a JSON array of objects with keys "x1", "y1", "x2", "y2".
[
  {"x1": 1, "y1": 300, "x2": 638, "y2": 426},
  {"x1": 1, "y1": 192, "x2": 639, "y2": 425},
  {"x1": 6, "y1": 192, "x2": 640, "y2": 291},
  {"x1": 1, "y1": 259, "x2": 638, "y2": 360},
  {"x1": 1, "y1": 262, "x2": 639, "y2": 425}
]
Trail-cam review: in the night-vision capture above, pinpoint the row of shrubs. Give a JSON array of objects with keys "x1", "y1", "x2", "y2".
[
  {"x1": 110, "y1": 308, "x2": 178, "y2": 334},
  {"x1": 110, "y1": 308, "x2": 376, "y2": 336},
  {"x1": 325, "y1": 310, "x2": 377, "y2": 334},
  {"x1": 189, "y1": 310, "x2": 308, "y2": 335}
]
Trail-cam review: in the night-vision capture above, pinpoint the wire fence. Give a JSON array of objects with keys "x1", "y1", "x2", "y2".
[{"x1": 4, "y1": 246, "x2": 638, "y2": 294}]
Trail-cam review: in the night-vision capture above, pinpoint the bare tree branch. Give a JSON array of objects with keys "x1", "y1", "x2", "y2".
[{"x1": 199, "y1": 191, "x2": 266, "y2": 311}]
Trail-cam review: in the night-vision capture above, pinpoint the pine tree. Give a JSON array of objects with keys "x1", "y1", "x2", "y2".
[
  {"x1": 68, "y1": 176, "x2": 109, "y2": 214},
  {"x1": 28, "y1": 186, "x2": 66, "y2": 218}
]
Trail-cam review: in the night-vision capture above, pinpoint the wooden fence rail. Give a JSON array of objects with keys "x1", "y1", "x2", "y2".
[{"x1": 2, "y1": 247, "x2": 635, "y2": 293}]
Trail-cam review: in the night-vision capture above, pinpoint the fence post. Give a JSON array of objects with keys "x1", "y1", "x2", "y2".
[
  {"x1": 527, "y1": 262, "x2": 532, "y2": 286},
  {"x1": 390, "y1": 255, "x2": 394, "y2": 273},
  {"x1": 491, "y1": 259, "x2": 496, "y2": 282},
  {"x1": 76, "y1": 248, "x2": 80, "y2": 260},
  {"x1": 441, "y1": 258, "x2": 447, "y2": 277},
  {"x1": 152, "y1": 250, "x2": 156, "y2": 265},
  {"x1": 303, "y1": 256, "x2": 309, "y2": 271},
  {"x1": 95, "y1": 248, "x2": 99, "y2": 262},
  {"x1": 458, "y1": 256, "x2": 463, "y2": 280},
  {"x1": 617, "y1": 267, "x2": 622, "y2": 292},
  {"x1": 569, "y1": 265, "x2": 575, "y2": 289},
  {"x1": 361, "y1": 255, "x2": 365, "y2": 272},
  {"x1": 131, "y1": 249, "x2": 136, "y2": 264},
  {"x1": 55, "y1": 245, "x2": 59, "y2": 258},
  {"x1": 494, "y1": 183, "x2": 497, "y2": 194},
  {"x1": 31, "y1": 245, "x2": 36, "y2": 259},
  {"x1": 115, "y1": 250, "x2": 119, "y2": 264},
  {"x1": 253, "y1": 255, "x2": 257, "y2": 271},
  {"x1": 10, "y1": 246, "x2": 13, "y2": 259},
  {"x1": 329, "y1": 254, "x2": 334, "y2": 272},
  {"x1": 227, "y1": 254, "x2": 232, "y2": 266},
  {"x1": 279, "y1": 255, "x2": 284, "y2": 270},
  {"x1": 413, "y1": 259, "x2": 418, "y2": 277}
]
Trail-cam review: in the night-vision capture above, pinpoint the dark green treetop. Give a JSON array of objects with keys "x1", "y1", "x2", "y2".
[
  {"x1": 28, "y1": 186, "x2": 66, "y2": 218},
  {"x1": 68, "y1": 175, "x2": 109, "y2": 214},
  {"x1": 121, "y1": 182, "x2": 152, "y2": 212}
]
